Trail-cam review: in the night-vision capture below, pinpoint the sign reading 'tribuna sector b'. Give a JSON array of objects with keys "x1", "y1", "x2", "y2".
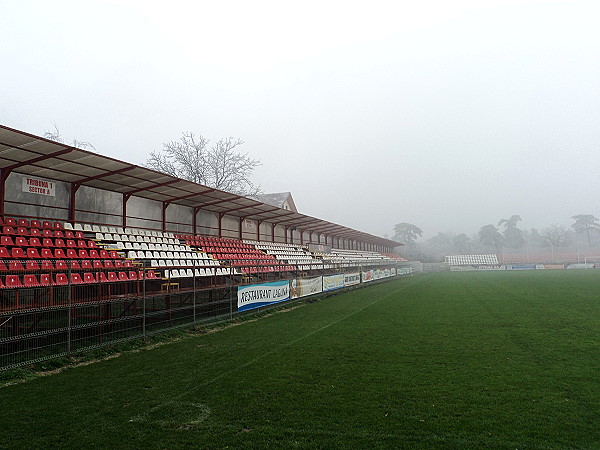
[{"x1": 237, "y1": 280, "x2": 290, "y2": 312}]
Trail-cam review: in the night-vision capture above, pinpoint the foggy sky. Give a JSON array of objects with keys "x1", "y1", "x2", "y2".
[{"x1": 1, "y1": 0, "x2": 599, "y2": 239}]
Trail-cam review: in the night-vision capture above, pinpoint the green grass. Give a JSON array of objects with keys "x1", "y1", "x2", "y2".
[{"x1": 1, "y1": 271, "x2": 600, "y2": 449}]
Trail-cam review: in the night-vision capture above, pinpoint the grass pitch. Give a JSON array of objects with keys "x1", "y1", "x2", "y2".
[{"x1": 1, "y1": 271, "x2": 599, "y2": 448}]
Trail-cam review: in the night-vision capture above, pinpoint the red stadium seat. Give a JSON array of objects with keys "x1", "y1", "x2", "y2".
[
  {"x1": 66, "y1": 249, "x2": 79, "y2": 259},
  {"x1": 92, "y1": 260, "x2": 103, "y2": 269},
  {"x1": 30, "y1": 228, "x2": 41, "y2": 237},
  {"x1": 5, "y1": 275, "x2": 23, "y2": 288},
  {"x1": 65, "y1": 231, "x2": 75, "y2": 239},
  {"x1": 54, "y1": 249, "x2": 66, "y2": 259},
  {"x1": 146, "y1": 270, "x2": 157, "y2": 279},
  {"x1": 98, "y1": 272, "x2": 109, "y2": 283},
  {"x1": 42, "y1": 221, "x2": 52, "y2": 229},
  {"x1": 41, "y1": 260, "x2": 54, "y2": 270},
  {"x1": 128, "y1": 271, "x2": 138, "y2": 280},
  {"x1": 23, "y1": 274, "x2": 39, "y2": 287},
  {"x1": 54, "y1": 239, "x2": 65, "y2": 247},
  {"x1": 4, "y1": 218, "x2": 16, "y2": 226},
  {"x1": 30, "y1": 220, "x2": 41, "y2": 229},
  {"x1": 114, "y1": 260, "x2": 124, "y2": 268},
  {"x1": 88, "y1": 241, "x2": 98, "y2": 249},
  {"x1": 78, "y1": 249, "x2": 89, "y2": 259},
  {"x1": 40, "y1": 248, "x2": 53, "y2": 259},
  {"x1": 1, "y1": 236, "x2": 14, "y2": 246},
  {"x1": 9, "y1": 261, "x2": 24, "y2": 271},
  {"x1": 81, "y1": 260, "x2": 92, "y2": 270},
  {"x1": 83, "y1": 273, "x2": 96, "y2": 283},
  {"x1": 118, "y1": 272, "x2": 128, "y2": 281},
  {"x1": 26, "y1": 260, "x2": 40, "y2": 271},
  {"x1": 68, "y1": 260, "x2": 81, "y2": 270},
  {"x1": 14, "y1": 236, "x2": 28, "y2": 247},
  {"x1": 124, "y1": 260, "x2": 133, "y2": 268},
  {"x1": 53, "y1": 222, "x2": 63, "y2": 230},
  {"x1": 99, "y1": 250, "x2": 109, "y2": 259},
  {"x1": 107, "y1": 272, "x2": 118, "y2": 282},
  {"x1": 66, "y1": 239, "x2": 77, "y2": 248},
  {"x1": 39, "y1": 274, "x2": 51, "y2": 286},
  {"x1": 88, "y1": 249, "x2": 100, "y2": 259},
  {"x1": 137, "y1": 271, "x2": 144, "y2": 280},
  {"x1": 29, "y1": 237, "x2": 42, "y2": 247},
  {"x1": 75, "y1": 232, "x2": 84, "y2": 239},
  {"x1": 42, "y1": 229, "x2": 54, "y2": 237},
  {"x1": 54, "y1": 274, "x2": 69, "y2": 285},
  {"x1": 0, "y1": 261, "x2": 7, "y2": 271},
  {"x1": 103, "y1": 260, "x2": 114, "y2": 268},
  {"x1": 69, "y1": 273, "x2": 83, "y2": 284},
  {"x1": 18, "y1": 219, "x2": 29, "y2": 227},
  {"x1": 54, "y1": 230, "x2": 64, "y2": 238},
  {"x1": 16, "y1": 227, "x2": 28, "y2": 236},
  {"x1": 11, "y1": 248, "x2": 25, "y2": 258},
  {"x1": 3, "y1": 226, "x2": 15, "y2": 235},
  {"x1": 26, "y1": 248, "x2": 41, "y2": 259},
  {"x1": 42, "y1": 238, "x2": 54, "y2": 247},
  {"x1": 77, "y1": 240, "x2": 87, "y2": 248},
  {"x1": 55, "y1": 261, "x2": 68, "y2": 271},
  {"x1": 109, "y1": 251, "x2": 119, "y2": 259}
]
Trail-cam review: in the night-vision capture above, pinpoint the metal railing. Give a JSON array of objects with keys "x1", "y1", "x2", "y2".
[{"x1": 0, "y1": 259, "x2": 404, "y2": 370}]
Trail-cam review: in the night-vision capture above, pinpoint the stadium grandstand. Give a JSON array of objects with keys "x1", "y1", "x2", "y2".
[{"x1": 0, "y1": 124, "x2": 409, "y2": 369}]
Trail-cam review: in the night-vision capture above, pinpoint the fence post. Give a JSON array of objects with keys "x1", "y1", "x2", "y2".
[
  {"x1": 67, "y1": 260, "x2": 72, "y2": 354},
  {"x1": 193, "y1": 259, "x2": 196, "y2": 323},
  {"x1": 142, "y1": 260, "x2": 146, "y2": 338}
]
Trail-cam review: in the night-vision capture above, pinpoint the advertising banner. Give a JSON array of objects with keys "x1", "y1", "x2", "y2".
[
  {"x1": 477, "y1": 265, "x2": 504, "y2": 271},
  {"x1": 542, "y1": 264, "x2": 564, "y2": 269},
  {"x1": 507, "y1": 264, "x2": 536, "y2": 270},
  {"x1": 237, "y1": 280, "x2": 290, "y2": 312},
  {"x1": 343, "y1": 272, "x2": 361, "y2": 286},
  {"x1": 391, "y1": 268, "x2": 397, "y2": 276},
  {"x1": 22, "y1": 176, "x2": 56, "y2": 197},
  {"x1": 383, "y1": 269, "x2": 391, "y2": 278},
  {"x1": 362, "y1": 270, "x2": 374, "y2": 282},
  {"x1": 323, "y1": 274, "x2": 344, "y2": 291},
  {"x1": 290, "y1": 276, "x2": 322, "y2": 299}
]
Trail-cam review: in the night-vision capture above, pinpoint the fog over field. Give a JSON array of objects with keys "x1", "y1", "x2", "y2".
[{"x1": 1, "y1": 0, "x2": 599, "y2": 239}]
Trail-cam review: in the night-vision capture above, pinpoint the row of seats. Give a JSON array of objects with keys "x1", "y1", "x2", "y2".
[
  {"x1": 0, "y1": 217, "x2": 63, "y2": 229},
  {"x1": 164, "y1": 268, "x2": 236, "y2": 278},
  {"x1": 1, "y1": 237, "x2": 98, "y2": 248},
  {"x1": 149, "y1": 259, "x2": 220, "y2": 268},
  {"x1": 95, "y1": 233, "x2": 179, "y2": 244},
  {"x1": 69, "y1": 223, "x2": 176, "y2": 239},
  {"x1": 1, "y1": 270, "x2": 158, "y2": 288},
  {"x1": 2, "y1": 227, "x2": 84, "y2": 238},
  {"x1": 115, "y1": 243, "x2": 190, "y2": 252},
  {"x1": 0, "y1": 247, "x2": 120, "y2": 260},
  {"x1": 127, "y1": 250, "x2": 211, "y2": 260},
  {"x1": 0, "y1": 259, "x2": 134, "y2": 271}
]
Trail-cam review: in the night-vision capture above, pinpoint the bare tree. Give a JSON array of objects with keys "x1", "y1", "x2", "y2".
[
  {"x1": 43, "y1": 122, "x2": 96, "y2": 150},
  {"x1": 542, "y1": 224, "x2": 569, "y2": 248},
  {"x1": 146, "y1": 132, "x2": 261, "y2": 195}
]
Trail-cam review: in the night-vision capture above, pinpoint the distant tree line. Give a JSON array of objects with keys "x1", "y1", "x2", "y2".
[{"x1": 392, "y1": 214, "x2": 600, "y2": 262}]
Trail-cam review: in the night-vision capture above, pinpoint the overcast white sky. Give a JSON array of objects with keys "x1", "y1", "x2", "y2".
[{"x1": 1, "y1": 0, "x2": 599, "y2": 239}]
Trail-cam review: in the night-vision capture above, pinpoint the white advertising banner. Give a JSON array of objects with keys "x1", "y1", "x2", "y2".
[
  {"x1": 22, "y1": 176, "x2": 56, "y2": 197},
  {"x1": 390, "y1": 267, "x2": 397, "y2": 276},
  {"x1": 237, "y1": 280, "x2": 290, "y2": 312},
  {"x1": 323, "y1": 274, "x2": 344, "y2": 291},
  {"x1": 343, "y1": 272, "x2": 361, "y2": 286},
  {"x1": 362, "y1": 270, "x2": 374, "y2": 282},
  {"x1": 290, "y1": 276, "x2": 323, "y2": 299}
]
